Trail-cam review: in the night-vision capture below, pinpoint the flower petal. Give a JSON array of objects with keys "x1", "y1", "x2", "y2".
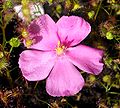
[
  {"x1": 46, "y1": 57, "x2": 84, "y2": 97},
  {"x1": 28, "y1": 14, "x2": 59, "y2": 50},
  {"x1": 18, "y1": 50, "x2": 56, "y2": 81},
  {"x1": 66, "y1": 45, "x2": 104, "y2": 75},
  {"x1": 56, "y1": 16, "x2": 91, "y2": 46}
]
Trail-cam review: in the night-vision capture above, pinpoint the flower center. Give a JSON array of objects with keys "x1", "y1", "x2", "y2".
[{"x1": 55, "y1": 41, "x2": 65, "y2": 55}]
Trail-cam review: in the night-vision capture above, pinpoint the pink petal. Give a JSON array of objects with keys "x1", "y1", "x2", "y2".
[
  {"x1": 66, "y1": 45, "x2": 104, "y2": 75},
  {"x1": 56, "y1": 16, "x2": 91, "y2": 46},
  {"x1": 46, "y1": 57, "x2": 84, "y2": 97},
  {"x1": 18, "y1": 50, "x2": 56, "y2": 81},
  {"x1": 28, "y1": 14, "x2": 59, "y2": 50}
]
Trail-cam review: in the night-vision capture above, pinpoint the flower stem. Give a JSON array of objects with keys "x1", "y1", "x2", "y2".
[
  {"x1": 2, "y1": 26, "x2": 6, "y2": 47},
  {"x1": 34, "y1": 95, "x2": 52, "y2": 107},
  {"x1": 9, "y1": 47, "x2": 13, "y2": 53},
  {"x1": 94, "y1": 0, "x2": 103, "y2": 20},
  {"x1": 23, "y1": 94, "x2": 52, "y2": 107},
  {"x1": 1, "y1": 26, "x2": 12, "y2": 86},
  {"x1": 34, "y1": 81, "x2": 39, "y2": 90},
  {"x1": 6, "y1": 69, "x2": 13, "y2": 87},
  {"x1": 108, "y1": 92, "x2": 120, "y2": 95}
]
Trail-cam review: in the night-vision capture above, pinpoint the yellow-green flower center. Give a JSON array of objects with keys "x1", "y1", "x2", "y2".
[{"x1": 55, "y1": 41, "x2": 65, "y2": 55}]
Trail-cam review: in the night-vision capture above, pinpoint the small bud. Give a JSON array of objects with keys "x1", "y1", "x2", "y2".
[
  {"x1": 21, "y1": 0, "x2": 31, "y2": 22},
  {"x1": 3, "y1": 0, "x2": 13, "y2": 9},
  {"x1": 48, "y1": 0, "x2": 53, "y2": 5},
  {"x1": 106, "y1": 32, "x2": 113, "y2": 40},
  {"x1": 89, "y1": 75, "x2": 96, "y2": 83},
  {"x1": 65, "y1": 0, "x2": 73, "y2": 10},
  {"x1": 21, "y1": 0, "x2": 29, "y2": 6},
  {"x1": 113, "y1": 64, "x2": 118, "y2": 71},
  {"x1": 116, "y1": 9, "x2": 120, "y2": 15},
  {"x1": 9, "y1": 37, "x2": 20, "y2": 47},
  {"x1": 103, "y1": 75, "x2": 111, "y2": 84},
  {"x1": 115, "y1": 73, "x2": 120, "y2": 79},
  {"x1": 88, "y1": 11, "x2": 95, "y2": 19},
  {"x1": 56, "y1": 4, "x2": 62, "y2": 14},
  {"x1": 113, "y1": 103, "x2": 119, "y2": 108},
  {"x1": 22, "y1": 7, "x2": 31, "y2": 22},
  {"x1": 72, "y1": 3, "x2": 81, "y2": 11}
]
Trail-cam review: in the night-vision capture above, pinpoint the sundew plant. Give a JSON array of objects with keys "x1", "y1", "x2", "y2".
[{"x1": 0, "y1": 0, "x2": 120, "y2": 108}]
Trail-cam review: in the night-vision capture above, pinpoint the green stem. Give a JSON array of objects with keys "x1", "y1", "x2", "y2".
[
  {"x1": 34, "y1": 81, "x2": 39, "y2": 90},
  {"x1": 6, "y1": 69, "x2": 13, "y2": 87},
  {"x1": 108, "y1": 92, "x2": 120, "y2": 95},
  {"x1": 0, "y1": 70, "x2": 3, "y2": 77},
  {"x1": 102, "y1": 7, "x2": 110, "y2": 15},
  {"x1": 9, "y1": 66, "x2": 18, "y2": 73},
  {"x1": 66, "y1": 100, "x2": 73, "y2": 108},
  {"x1": 9, "y1": 47, "x2": 13, "y2": 53},
  {"x1": 23, "y1": 94, "x2": 52, "y2": 107},
  {"x1": 2, "y1": 26, "x2": 6, "y2": 47},
  {"x1": 100, "y1": 82, "x2": 106, "y2": 90},
  {"x1": 94, "y1": 0, "x2": 103, "y2": 20},
  {"x1": 34, "y1": 95, "x2": 52, "y2": 107}
]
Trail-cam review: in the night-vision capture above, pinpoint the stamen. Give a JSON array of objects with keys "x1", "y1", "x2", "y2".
[{"x1": 55, "y1": 41, "x2": 65, "y2": 55}]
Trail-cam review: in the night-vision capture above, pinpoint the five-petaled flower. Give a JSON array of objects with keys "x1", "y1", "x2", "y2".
[{"x1": 18, "y1": 14, "x2": 104, "y2": 97}]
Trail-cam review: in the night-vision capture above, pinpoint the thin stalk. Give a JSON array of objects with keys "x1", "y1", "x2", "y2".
[
  {"x1": 34, "y1": 81, "x2": 39, "y2": 90},
  {"x1": 102, "y1": 7, "x2": 110, "y2": 15},
  {"x1": 9, "y1": 47, "x2": 13, "y2": 53},
  {"x1": 0, "y1": 70, "x2": 3, "y2": 77},
  {"x1": 108, "y1": 92, "x2": 120, "y2": 95},
  {"x1": 34, "y1": 95, "x2": 52, "y2": 107},
  {"x1": 23, "y1": 94, "x2": 52, "y2": 107},
  {"x1": 94, "y1": 0, "x2": 103, "y2": 20},
  {"x1": 2, "y1": 26, "x2": 6, "y2": 47},
  {"x1": 6, "y1": 69, "x2": 13, "y2": 87},
  {"x1": 9, "y1": 66, "x2": 18, "y2": 73},
  {"x1": 66, "y1": 100, "x2": 73, "y2": 108}
]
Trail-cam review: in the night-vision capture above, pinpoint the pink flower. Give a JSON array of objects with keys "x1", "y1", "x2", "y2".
[{"x1": 18, "y1": 14, "x2": 104, "y2": 97}]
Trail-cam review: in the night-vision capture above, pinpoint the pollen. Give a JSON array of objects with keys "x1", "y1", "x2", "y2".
[
  {"x1": 22, "y1": 29, "x2": 29, "y2": 38},
  {"x1": 55, "y1": 41, "x2": 65, "y2": 55},
  {"x1": 25, "y1": 39, "x2": 33, "y2": 48}
]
